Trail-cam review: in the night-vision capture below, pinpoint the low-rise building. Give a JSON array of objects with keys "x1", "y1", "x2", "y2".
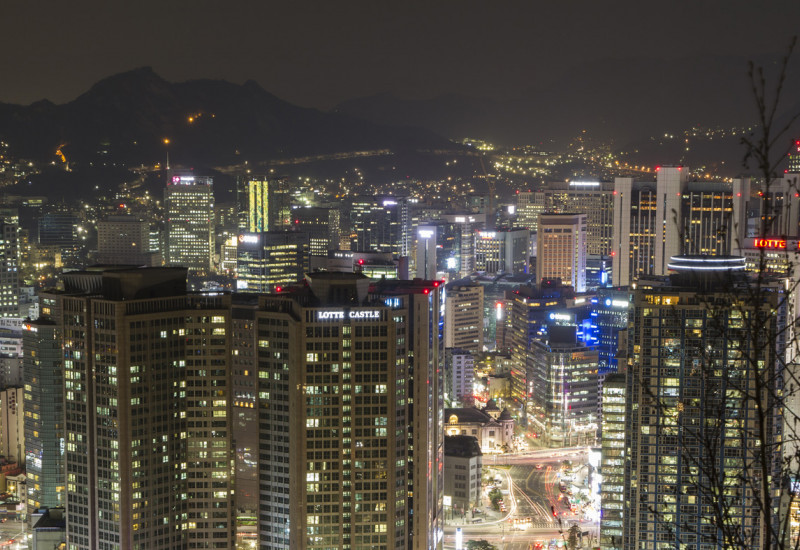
[
  {"x1": 445, "y1": 401, "x2": 514, "y2": 453},
  {"x1": 444, "y1": 436, "x2": 482, "y2": 515}
]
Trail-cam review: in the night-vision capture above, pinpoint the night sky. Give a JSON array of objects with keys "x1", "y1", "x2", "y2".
[{"x1": 3, "y1": 1, "x2": 800, "y2": 110}]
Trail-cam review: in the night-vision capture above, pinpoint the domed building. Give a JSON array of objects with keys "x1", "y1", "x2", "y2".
[{"x1": 444, "y1": 400, "x2": 515, "y2": 453}]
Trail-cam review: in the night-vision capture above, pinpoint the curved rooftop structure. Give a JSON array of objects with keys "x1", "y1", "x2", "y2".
[{"x1": 667, "y1": 255, "x2": 746, "y2": 273}]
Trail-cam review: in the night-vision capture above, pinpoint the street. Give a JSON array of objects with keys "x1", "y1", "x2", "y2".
[
  {"x1": 0, "y1": 517, "x2": 27, "y2": 549},
  {"x1": 444, "y1": 446, "x2": 599, "y2": 549}
]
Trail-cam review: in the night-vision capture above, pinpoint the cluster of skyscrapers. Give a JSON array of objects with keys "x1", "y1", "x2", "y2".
[{"x1": 2, "y1": 159, "x2": 800, "y2": 550}]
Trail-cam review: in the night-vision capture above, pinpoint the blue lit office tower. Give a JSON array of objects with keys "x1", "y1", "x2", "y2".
[
  {"x1": 235, "y1": 231, "x2": 309, "y2": 293},
  {"x1": 530, "y1": 326, "x2": 598, "y2": 447},
  {"x1": 164, "y1": 175, "x2": 214, "y2": 273},
  {"x1": 349, "y1": 196, "x2": 410, "y2": 257},
  {"x1": 23, "y1": 318, "x2": 64, "y2": 519},
  {"x1": 507, "y1": 282, "x2": 593, "y2": 415},
  {"x1": 591, "y1": 288, "x2": 630, "y2": 376},
  {"x1": 622, "y1": 256, "x2": 783, "y2": 549},
  {"x1": 240, "y1": 273, "x2": 444, "y2": 549}
]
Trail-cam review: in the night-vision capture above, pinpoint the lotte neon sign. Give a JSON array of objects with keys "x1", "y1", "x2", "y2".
[{"x1": 753, "y1": 238, "x2": 800, "y2": 250}]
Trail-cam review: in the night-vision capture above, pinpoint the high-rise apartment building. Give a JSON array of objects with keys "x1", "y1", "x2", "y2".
[
  {"x1": 611, "y1": 167, "x2": 750, "y2": 286},
  {"x1": 235, "y1": 231, "x2": 309, "y2": 293},
  {"x1": 55, "y1": 267, "x2": 235, "y2": 550},
  {"x1": 23, "y1": 318, "x2": 64, "y2": 519},
  {"x1": 622, "y1": 256, "x2": 782, "y2": 549},
  {"x1": 239, "y1": 272, "x2": 444, "y2": 549},
  {"x1": 536, "y1": 213, "x2": 587, "y2": 292},
  {"x1": 444, "y1": 282, "x2": 484, "y2": 353},
  {"x1": 164, "y1": 175, "x2": 214, "y2": 273}
]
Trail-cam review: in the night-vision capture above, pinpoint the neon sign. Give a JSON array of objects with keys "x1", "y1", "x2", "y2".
[
  {"x1": 317, "y1": 310, "x2": 381, "y2": 321},
  {"x1": 753, "y1": 238, "x2": 800, "y2": 249}
]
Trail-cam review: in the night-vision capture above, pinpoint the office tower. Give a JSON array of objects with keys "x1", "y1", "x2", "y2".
[
  {"x1": 599, "y1": 372, "x2": 626, "y2": 550},
  {"x1": 446, "y1": 349, "x2": 475, "y2": 405},
  {"x1": 0, "y1": 216, "x2": 19, "y2": 317},
  {"x1": 517, "y1": 182, "x2": 615, "y2": 256},
  {"x1": 537, "y1": 213, "x2": 587, "y2": 292},
  {"x1": 622, "y1": 255, "x2": 782, "y2": 549},
  {"x1": 474, "y1": 228, "x2": 530, "y2": 275},
  {"x1": 515, "y1": 190, "x2": 547, "y2": 233},
  {"x1": 219, "y1": 236, "x2": 238, "y2": 273},
  {"x1": 57, "y1": 267, "x2": 234, "y2": 550},
  {"x1": 237, "y1": 176, "x2": 294, "y2": 232},
  {"x1": 164, "y1": 175, "x2": 214, "y2": 273},
  {"x1": 444, "y1": 281, "x2": 484, "y2": 353},
  {"x1": 38, "y1": 212, "x2": 77, "y2": 248},
  {"x1": 440, "y1": 213, "x2": 486, "y2": 277},
  {"x1": 412, "y1": 214, "x2": 487, "y2": 279},
  {"x1": 611, "y1": 167, "x2": 750, "y2": 286},
  {"x1": 592, "y1": 288, "x2": 630, "y2": 376},
  {"x1": 310, "y1": 251, "x2": 408, "y2": 280},
  {"x1": 235, "y1": 231, "x2": 309, "y2": 293},
  {"x1": 753, "y1": 173, "x2": 800, "y2": 237},
  {"x1": 507, "y1": 283, "x2": 586, "y2": 414},
  {"x1": 293, "y1": 207, "x2": 341, "y2": 256},
  {"x1": 443, "y1": 436, "x2": 482, "y2": 514},
  {"x1": 23, "y1": 319, "x2": 64, "y2": 519},
  {"x1": 416, "y1": 225, "x2": 438, "y2": 279},
  {"x1": 96, "y1": 216, "x2": 160, "y2": 266},
  {"x1": 586, "y1": 254, "x2": 612, "y2": 290},
  {"x1": 529, "y1": 326, "x2": 598, "y2": 447},
  {"x1": 0, "y1": 386, "x2": 23, "y2": 461},
  {"x1": 237, "y1": 176, "x2": 269, "y2": 232},
  {"x1": 788, "y1": 139, "x2": 800, "y2": 173},
  {"x1": 349, "y1": 196, "x2": 411, "y2": 257},
  {"x1": 242, "y1": 273, "x2": 443, "y2": 549}
]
